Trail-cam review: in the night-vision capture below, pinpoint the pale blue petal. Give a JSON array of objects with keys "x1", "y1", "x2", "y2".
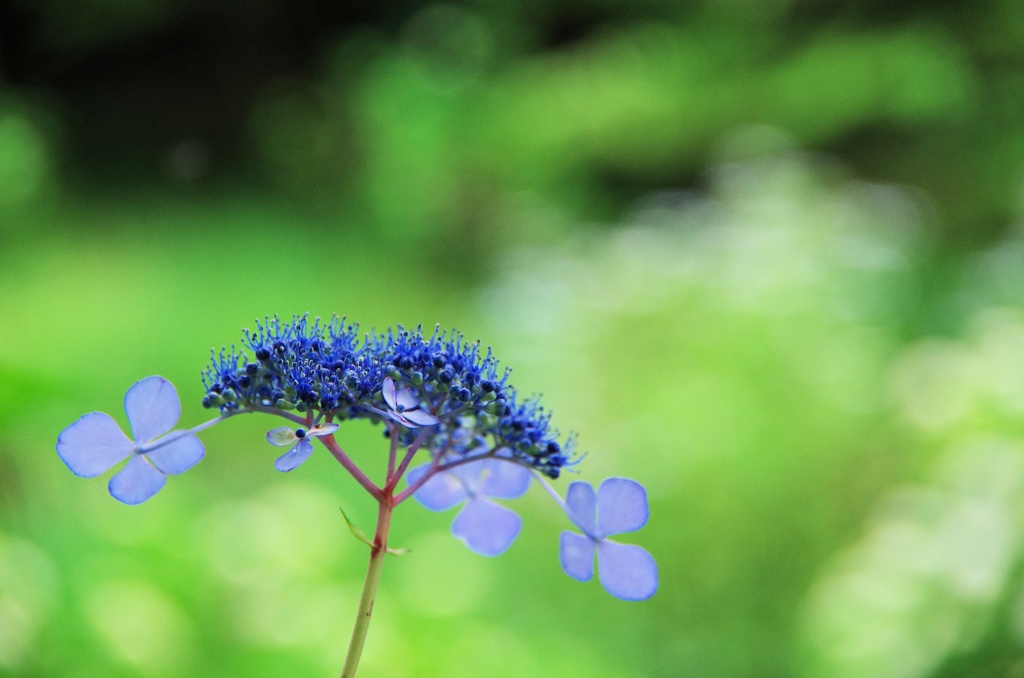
[
  {"x1": 386, "y1": 411, "x2": 417, "y2": 428},
  {"x1": 108, "y1": 455, "x2": 167, "y2": 505},
  {"x1": 401, "y1": 409, "x2": 438, "y2": 426},
  {"x1": 266, "y1": 427, "x2": 297, "y2": 447},
  {"x1": 407, "y1": 463, "x2": 467, "y2": 511},
  {"x1": 56, "y1": 412, "x2": 134, "y2": 477},
  {"x1": 145, "y1": 432, "x2": 204, "y2": 475},
  {"x1": 565, "y1": 481, "x2": 597, "y2": 536},
  {"x1": 559, "y1": 531, "x2": 595, "y2": 582},
  {"x1": 493, "y1": 446, "x2": 514, "y2": 459},
  {"x1": 361, "y1": 404, "x2": 388, "y2": 418},
  {"x1": 395, "y1": 387, "x2": 419, "y2": 410},
  {"x1": 451, "y1": 498, "x2": 521, "y2": 556},
  {"x1": 275, "y1": 438, "x2": 314, "y2": 472},
  {"x1": 446, "y1": 458, "x2": 485, "y2": 495},
  {"x1": 596, "y1": 478, "x2": 650, "y2": 537},
  {"x1": 596, "y1": 541, "x2": 658, "y2": 601},
  {"x1": 479, "y1": 459, "x2": 531, "y2": 500},
  {"x1": 382, "y1": 377, "x2": 398, "y2": 410},
  {"x1": 309, "y1": 423, "x2": 339, "y2": 437},
  {"x1": 405, "y1": 462, "x2": 429, "y2": 485},
  {"x1": 124, "y1": 376, "x2": 180, "y2": 444}
]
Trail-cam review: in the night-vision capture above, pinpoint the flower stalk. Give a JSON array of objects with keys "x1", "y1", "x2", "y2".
[{"x1": 341, "y1": 491, "x2": 394, "y2": 678}]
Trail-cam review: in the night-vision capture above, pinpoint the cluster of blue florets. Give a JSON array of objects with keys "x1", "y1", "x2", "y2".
[{"x1": 201, "y1": 315, "x2": 575, "y2": 477}]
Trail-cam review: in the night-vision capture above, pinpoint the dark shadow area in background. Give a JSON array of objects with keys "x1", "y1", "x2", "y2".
[{"x1": 1, "y1": 1, "x2": 1022, "y2": 251}]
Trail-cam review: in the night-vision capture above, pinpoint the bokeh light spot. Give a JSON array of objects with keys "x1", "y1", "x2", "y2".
[
  {"x1": 83, "y1": 580, "x2": 195, "y2": 675},
  {"x1": 0, "y1": 534, "x2": 58, "y2": 671},
  {"x1": 398, "y1": 531, "x2": 488, "y2": 616}
]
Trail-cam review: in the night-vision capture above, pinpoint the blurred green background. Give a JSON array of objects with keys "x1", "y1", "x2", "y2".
[{"x1": 4, "y1": 1, "x2": 1024, "y2": 676}]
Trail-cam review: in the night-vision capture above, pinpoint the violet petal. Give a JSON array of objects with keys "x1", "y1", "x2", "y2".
[
  {"x1": 596, "y1": 541, "x2": 658, "y2": 601},
  {"x1": 400, "y1": 408, "x2": 438, "y2": 426},
  {"x1": 145, "y1": 432, "x2": 205, "y2": 475},
  {"x1": 382, "y1": 377, "x2": 398, "y2": 410},
  {"x1": 274, "y1": 438, "x2": 315, "y2": 472},
  {"x1": 451, "y1": 498, "x2": 522, "y2": 557},
  {"x1": 478, "y1": 459, "x2": 531, "y2": 500},
  {"x1": 596, "y1": 478, "x2": 650, "y2": 537},
  {"x1": 565, "y1": 481, "x2": 598, "y2": 536},
  {"x1": 407, "y1": 463, "x2": 468, "y2": 511},
  {"x1": 56, "y1": 412, "x2": 134, "y2": 478},
  {"x1": 559, "y1": 531, "x2": 596, "y2": 582},
  {"x1": 108, "y1": 455, "x2": 167, "y2": 505},
  {"x1": 124, "y1": 376, "x2": 181, "y2": 444}
]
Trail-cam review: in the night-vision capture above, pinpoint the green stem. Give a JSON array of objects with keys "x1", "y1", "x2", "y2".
[{"x1": 340, "y1": 495, "x2": 393, "y2": 678}]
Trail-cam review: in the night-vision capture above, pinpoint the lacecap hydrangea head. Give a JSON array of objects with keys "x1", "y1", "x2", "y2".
[
  {"x1": 201, "y1": 315, "x2": 576, "y2": 477},
  {"x1": 57, "y1": 314, "x2": 656, "y2": 604}
]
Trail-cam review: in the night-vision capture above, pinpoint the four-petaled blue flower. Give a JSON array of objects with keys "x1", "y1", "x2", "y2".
[
  {"x1": 407, "y1": 455, "x2": 531, "y2": 556},
  {"x1": 560, "y1": 478, "x2": 658, "y2": 601},
  {"x1": 381, "y1": 377, "x2": 438, "y2": 428},
  {"x1": 56, "y1": 376, "x2": 205, "y2": 505},
  {"x1": 265, "y1": 423, "x2": 340, "y2": 471}
]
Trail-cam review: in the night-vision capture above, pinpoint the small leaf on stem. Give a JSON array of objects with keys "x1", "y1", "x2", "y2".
[{"x1": 339, "y1": 506, "x2": 374, "y2": 548}]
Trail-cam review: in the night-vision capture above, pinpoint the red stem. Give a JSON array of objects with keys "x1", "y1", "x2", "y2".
[{"x1": 320, "y1": 435, "x2": 383, "y2": 501}]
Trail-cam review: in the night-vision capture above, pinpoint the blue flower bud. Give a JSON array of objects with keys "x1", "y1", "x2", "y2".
[{"x1": 202, "y1": 315, "x2": 579, "y2": 478}]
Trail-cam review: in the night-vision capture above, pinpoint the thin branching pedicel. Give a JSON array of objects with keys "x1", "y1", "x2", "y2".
[{"x1": 56, "y1": 315, "x2": 658, "y2": 676}]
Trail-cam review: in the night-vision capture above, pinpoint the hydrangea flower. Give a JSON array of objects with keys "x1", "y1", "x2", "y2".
[
  {"x1": 380, "y1": 377, "x2": 438, "y2": 428},
  {"x1": 266, "y1": 423, "x2": 340, "y2": 471},
  {"x1": 560, "y1": 478, "x2": 658, "y2": 600},
  {"x1": 203, "y1": 317, "x2": 574, "y2": 479},
  {"x1": 56, "y1": 376, "x2": 205, "y2": 505},
  {"x1": 406, "y1": 455, "x2": 531, "y2": 556},
  {"x1": 58, "y1": 315, "x2": 655, "y2": 678}
]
